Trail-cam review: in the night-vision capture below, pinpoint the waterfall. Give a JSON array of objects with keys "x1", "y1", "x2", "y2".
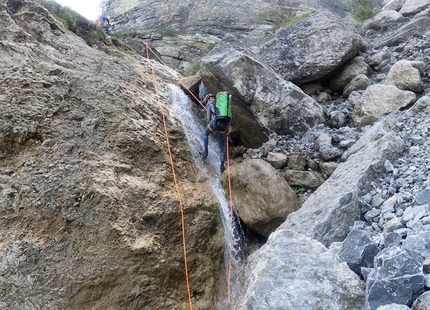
[
  {"x1": 198, "y1": 82, "x2": 207, "y2": 103},
  {"x1": 170, "y1": 84, "x2": 243, "y2": 299}
]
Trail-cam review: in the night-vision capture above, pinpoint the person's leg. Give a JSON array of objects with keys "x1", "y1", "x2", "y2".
[
  {"x1": 218, "y1": 127, "x2": 227, "y2": 173},
  {"x1": 202, "y1": 127, "x2": 211, "y2": 158},
  {"x1": 202, "y1": 120, "x2": 216, "y2": 158}
]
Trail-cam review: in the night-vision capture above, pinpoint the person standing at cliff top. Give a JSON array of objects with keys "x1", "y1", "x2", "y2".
[{"x1": 98, "y1": 15, "x2": 112, "y2": 35}]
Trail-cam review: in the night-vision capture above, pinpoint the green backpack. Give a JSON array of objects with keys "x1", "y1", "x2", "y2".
[{"x1": 215, "y1": 91, "x2": 232, "y2": 122}]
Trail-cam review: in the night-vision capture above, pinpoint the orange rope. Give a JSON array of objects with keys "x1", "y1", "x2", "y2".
[
  {"x1": 145, "y1": 46, "x2": 194, "y2": 310},
  {"x1": 226, "y1": 136, "x2": 234, "y2": 303},
  {"x1": 143, "y1": 42, "x2": 206, "y2": 110}
]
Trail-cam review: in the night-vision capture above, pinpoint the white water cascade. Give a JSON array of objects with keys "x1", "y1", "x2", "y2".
[{"x1": 170, "y1": 84, "x2": 243, "y2": 299}]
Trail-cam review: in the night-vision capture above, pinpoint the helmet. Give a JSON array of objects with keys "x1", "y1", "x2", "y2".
[{"x1": 204, "y1": 93, "x2": 215, "y2": 104}]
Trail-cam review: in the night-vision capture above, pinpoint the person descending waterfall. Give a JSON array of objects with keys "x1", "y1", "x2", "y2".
[{"x1": 201, "y1": 92, "x2": 232, "y2": 173}]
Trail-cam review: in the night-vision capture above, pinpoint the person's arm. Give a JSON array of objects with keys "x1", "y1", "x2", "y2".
[{"x1": 206, "y1": 102, "x2": 213, "y2": 121}]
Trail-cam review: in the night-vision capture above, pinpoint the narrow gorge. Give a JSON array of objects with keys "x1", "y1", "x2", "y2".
[{"x1": 1, "y1": 0, "x2": 430, "y2": 309}]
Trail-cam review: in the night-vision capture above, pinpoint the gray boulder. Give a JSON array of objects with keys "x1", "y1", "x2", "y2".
[
  {"x1": 258, "y1": 11, "x2": 366, "y2": 85},
  {"x1": 366, "y1": 247, "x2": 425, "y2": 310},
  {"x1": 282, "y1": 169, "x2": 325, "y2": 190},
  {"x1": 339, "y1": 229, "x2": 381, "y2": 276},
  {"x1": 362, "y1": 10, "x2": 405, "y2": 29},
  {"x1": 412, "y1": 291, "x2": 430, "y2": 310},
  {"x1": 329, "y1": 56, "x2": 372, "y2": 93},
  {"x1": 382, "y1": 0, "x2": 407, "y2": 11},
  {"x1": 377, "y1": 304, "x2": 412, "y2": 310},
  {"x1": 402, "y1": 232, "x2": 430, "y2": 258},
  {"x1": 352, "y1": 84, "x2": 416, "y2": 127},
  {"x1": 374, "y1": 16, "x2": 430, "y2": 48},
  {"x1": 415, "y1": 188, "x2": 430, "y2": 205},
  {"x1": 386, "y1": 60, "x2": 425, "y2": 92},
  {"x1": 200, "y1": 37, "x2": 325, "y2": 147},
  {"x1": 407, "y1": 96, "x2": 430, "y2": 118},
  {"x1": 381, "y1": 232, "x2": 403, "y2": 248},
  {"x1": 368, "y1": 51, "x2": 392, "y2": 68},
  {"x1": 344, "y1": 74, "x2": 373, "y2": 97},
  {"x1": 400, "y1": 0, "x2": 430, "y2": 15},
  {"x1": 315, "y1": 132, "x2": 344, "y2": 161},
  {"x1": 230, "y1": 229, "x2": 365, "y2": 310}
]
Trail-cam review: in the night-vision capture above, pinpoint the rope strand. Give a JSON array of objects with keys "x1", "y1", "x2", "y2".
[{"x1": 226, "y1": 136, "x2": 234, "y2": 303}]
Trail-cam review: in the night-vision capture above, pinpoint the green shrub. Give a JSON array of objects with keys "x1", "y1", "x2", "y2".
[
  {"x1": 110, "y1": 30, "x2": 139, "y2": 40},
  {"x1": 205, "y1": 43, "x2": 216, "y2": 52},
  {"x1": 185, "y1": 63, "x2": 201, "y2": 76},
  {"x1": 156, "y1": 27, "x2": 180, "y2": 37},
  {"x1": 85, "y1": 29, "x2": 102, "y2": 45},
  {"x1": 279, "y1": 13, "x2": 310, "y2": 29},
  {"x1": 36, "y1": 0, "x2": 78, "y2": 30},
  {"x1": 111, "y1": 36, "x2": 122, "y2": 47},
  {"x1": 344, "y1": 0, "x2": 375, "y2": 22},
  {"x1": 292, "y1": 186, "x2": 306, "y2": 195},
  {"x1": 256, "y1": 2, "x2": 311, "y2": 32},
  {"x1": 256, "y1": 3, "x2": 294, "y2": 28}
]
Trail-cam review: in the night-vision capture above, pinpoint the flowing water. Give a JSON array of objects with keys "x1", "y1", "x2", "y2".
[{"x1": 170, "y1": 84, "x2": 243, "y2": 300}]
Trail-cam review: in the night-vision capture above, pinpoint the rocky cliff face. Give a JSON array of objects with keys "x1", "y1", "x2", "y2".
[
  {"x1": 103, "y1": 0, "x2": 349, "y2": 73},
  {"x1": 0, "y1": 0, "x2": 225, "y2": 309},
  {"x1": 104, "y1": 0, "x2": 348, "y2": 34}
]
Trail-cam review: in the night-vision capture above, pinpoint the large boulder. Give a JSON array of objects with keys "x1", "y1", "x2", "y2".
[
  {"x1": 282, "y1": 169, "x2": 325, "y2": 190},
  {"x1": 385, "y1": 60, "x2": 425, "y2": 92},
  {"x1": 366, "y1": 247, "x2": 425, "y2": 310},
  {"x1": 362, "y1": 10, "x2": 405, "y2": 30},
  {"x1": 373, "y1": 16, "x2": 430, "y2": 49},
  {"x1": 399, "y1": 0, "x2": 430, "y2": 16},
  {"x1": 258, "y1": 11, "x2": 366, "y2": 85},
  {"x1": 230, "y1": 228, "x2": 365, "y2": 310},
  {"x1": 328, "y1": 56, "x2": 372, "y2": 93},
  {"x1": 343, "y1": 74, "x2": 373, "y2": 97},
  {"x1": 352, "y1": 84, "x2": 416, "y2": 127},
  {"x1": 339, "y1": 229, "x2": 381, "y2": 276},
  {"x1": 412, "y1": 291, "x2": 430, "y2": 310},
  {"x1": 382, "y1": 0, "x2": 406, "y2": 11},
  {"x1": 200, "y1": 37, "x2": 325, "y2": 147},
  {"x1": 220, "y1": 159, "x2": 299, "y2": 236},
  {"x1": 402, "y1": 232, "x2": 430, "y2": 258}
]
